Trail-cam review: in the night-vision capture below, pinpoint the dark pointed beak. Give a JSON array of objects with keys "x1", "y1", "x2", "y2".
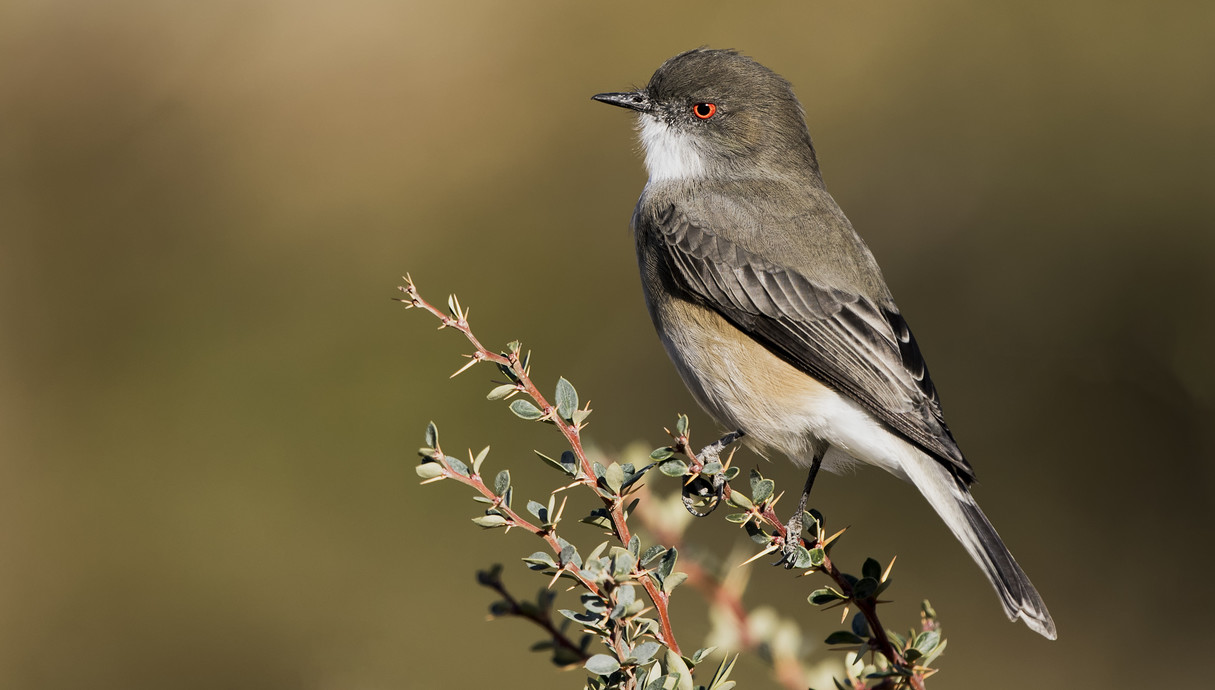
[{"x1": 592, "y1": 91, "x2": 652, "y2": 113}]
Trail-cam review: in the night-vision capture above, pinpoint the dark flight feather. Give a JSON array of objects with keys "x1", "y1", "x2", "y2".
[{"x1": 640, "y1": 202, "x2": 977, "y2": 484}]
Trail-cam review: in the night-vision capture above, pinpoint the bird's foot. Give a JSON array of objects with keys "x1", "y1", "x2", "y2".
[
  {"x1": 774, "y1": 511, "x2": 809, "y2": 569},
  {"x1": 680, "y1": 473, "x2": 726, "y2": 517},
  {"x1": 679, "y1": 430, "x2": 744, "y2": 517}
]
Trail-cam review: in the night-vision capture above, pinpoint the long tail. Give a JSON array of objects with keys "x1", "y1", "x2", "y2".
[{"x1": 900, "y1": 449, "x2": 1057, "y2": 639}]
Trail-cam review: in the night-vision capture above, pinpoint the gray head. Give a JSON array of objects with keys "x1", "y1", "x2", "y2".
[{"x1": 594, "y1": 49, "x2": 821, "y2": 184}]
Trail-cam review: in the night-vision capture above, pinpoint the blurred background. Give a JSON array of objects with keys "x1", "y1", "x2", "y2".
[{"x1": 2, "y1": 1, "x2": 1213, "y2": 688}]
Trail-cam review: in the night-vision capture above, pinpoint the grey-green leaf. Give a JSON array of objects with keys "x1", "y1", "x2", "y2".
[
  {"x1": 852, "y1": 576, "x2": 878, "y2": 600},
  {"x1": 658, "y1": 459, "x2": 689, "y2": 477},
  {"x1": 751, "y1": 478, "x2": 774, "y2": 504},
  {"x1": 650, "y1": 446, "x2": 675, "y2": 461},
  {"x1": 585, "y1": 654, "x2": 621, "y2": 676},
  {"x1": 862, "y1": 557, "x2": 882, "y2": 580},
  {"x1": 415, "y1": 463, "x2": 445, "y2": 480},
  {"x1": 486, "y1": 384, "x2": 516, "y2": 400},
  {"x1": 824, "y1": 630, "x2": 865, "y2": 645},
  {"x1": 472, "y1": 446, "x2": 490, "y2": 474},
  {"x1": 604, "y1": 463, "x2": 625, "y2": 494},
  {"x1": 808, "y1": 587, "x2": 845, "y2": 605},
  {"x1": 494, "y1": 469, "x2": 510, "y2": 496},
  {"x1": 424, "y1": 421, "x2": 438, "y2": 448},
  {"x1": 555, "y1": 377, "x2": 578, "y2": 420},
  {"x1": 445, "y1": 456, "x2": 470, "y2": 477},
  {"x1": 662, "y1": 571, "x2": 688, "y2": 593},
  {"x1": 808, "y1": 547, "x2": 825, "y2": 567},
  {"x1": 509, "y1": 399, "x2": 545, "y2": 420}
]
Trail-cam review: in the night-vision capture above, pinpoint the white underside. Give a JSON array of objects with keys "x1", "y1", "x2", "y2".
[{"x1": 638, "y1": 116, "x2": 706, "y2": 182}]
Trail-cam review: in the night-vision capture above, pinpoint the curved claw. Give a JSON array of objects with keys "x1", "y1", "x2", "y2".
[{"x1": 680, "y1": 474, "x2": 726, "y2": 517}]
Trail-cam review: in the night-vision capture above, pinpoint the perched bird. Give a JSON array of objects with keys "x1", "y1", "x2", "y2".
[{"x1": 593, "y1": 48, "x2": 1055, "y2": 639}]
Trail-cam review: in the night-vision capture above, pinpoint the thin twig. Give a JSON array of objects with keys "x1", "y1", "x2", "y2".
[
  {"x1": 479, "y1": 571, "x2": 591, "y2": 665},
  {"x1": 400, "y1": 276, "x2": 682, "y2": 656}
]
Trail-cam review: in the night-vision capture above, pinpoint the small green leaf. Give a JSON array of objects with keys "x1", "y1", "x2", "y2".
[
  {"x1": 614, "y1": 583, "x2": 636, "y2": 607},
  {"x1": 662, "y1": 571, "x2": 688, "y2": 593},
  {"x1": 851, "y1": 612, "x2": 869, "y2": 638},
  {"x1": 726, "y1": 491, "x2": 752, "y2": 509},
  {"x1": 921, "y1": 599, "x2": 938, "y2": 620},
  {"x1": 604, "y1": 463, "x2": 625, "y2": 494},
  {"x1": 585, "y1": 654, "x2": 620, "y2": 676},
  {"x1": 808, "y1": 547, "x2": 825, "y2": 567},
  {"x1": 862, "y1": 557, "x2": 882, "y2": 580},
  {"x1": 494, "y1": 469, "x2": 510, "y2": 496},
  {"x1": 658, "y1": 547, "x2": 678, "y2": 580},
  {"x1": 658, "y1": 459, "x2": 688, "y2": 477},
  {"x1": 824, "y1": 630, "x2": 865, "y2": 645},
  {"x1": 558, "y1": 540, "x2": 583, "y2": 568},
  {"x1": 724, "y1": 512, "x2": 750, "y2": 524},
  {"x1": 852, "y1": 576, "x2": 878, "y2": 600},
  {"x1": 748, "y1": 469, "x2": 763, "y2": 494},
  {"x1": 631, "y1": 641, "x2": 662, "y2": 665},
  {"x1": 751, "y1": 478, "x2": 774, "y2": 504},
  {"x1": 527, "y1": 500, "x2": 548, "y2": 522},
  {"x1": 472, "y1": 515, "x2": 508, "y2": 528},
  {"x1": 445, "y1": 456, "x2": 470, "y2": 477},
  {"x1": 555, "y1": 377, "x2": 578, "y2": 420},
  {"x1": 535, "y1": 450, "x2": 575, "y2": 476},
  {"x1": 744, "y1": 521, "x2": 769, "y2": 545},
  {"x1": 472, "y1": 446, "x2": 490, "y2": 474},
  {"x1": 415, "y1": 463, "x2": 444, "y2": 480},
  {"x1": 789, "y1": 546, "x2": 813, "y2": 569},
  {"x1": 522, "y1": 552, "x2": 557, "y2": 569},
  {"x1": 424, "y1": 421, "x2": 438, "y2": 448},
  {"x1": 808, "y1": 587, "x2": 846, "y2": 605},
  {"x1": 486, "y1": 384, "x2": 516, "y2": 400},
  {"x1": 675, "y1": 415, "x2": 689, "y2": 436},
  {"x1": 509, "y1": 399, "x2": 544, "y2": 420},
  {"x1": 913, "y1": 630, "x2": 941, "y2": 654},
  {"x1": 560, "y1": 451, "x2": 578, "y2": 474},
  {"x1": 722, "y1": 466, "x2": 740, "y2": 480},
  {"x1": 611, "y1": 547, "x2": 635, "y2": 579},
  {"x1": 666, "y1": 648, "x2": 694, "y2": 690},
  {"x1": 641, "y1": 545, "x2": 666, "y2": 565},
  {"x1": 650, "y1": 446, "x2": 675, "y2": 461},
  {"x1": 702, "y1": 460, "x2": 722, "y2": 475},
  {"x1": 559, "y1": 608, "x2": 600, "y2": 625}
]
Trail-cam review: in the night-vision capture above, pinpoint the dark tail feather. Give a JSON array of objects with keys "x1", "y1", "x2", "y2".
[
  {"x1": 953, "y1": 481, "x2": 1057, "y2": 639},
  {"x1": 904, "y1": 453, "x2": 1057, "y2": 639}
]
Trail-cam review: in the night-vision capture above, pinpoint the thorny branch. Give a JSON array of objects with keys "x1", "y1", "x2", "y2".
[
  {"x1": 674, "y1": 437, "x2": 930, "y2": 690},
  {"x1": 399, "y1": 275, "x2": 682, "y2": 657}
]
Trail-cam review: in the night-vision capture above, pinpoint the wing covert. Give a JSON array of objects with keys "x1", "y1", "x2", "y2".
[{"x1": 642, "y1": 203, "x2": 974, "y2": 482}]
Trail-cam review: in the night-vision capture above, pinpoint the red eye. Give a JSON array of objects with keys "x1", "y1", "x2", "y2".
[{"x1": 692, "y1": 102, "x2": 717, "y2": 119}]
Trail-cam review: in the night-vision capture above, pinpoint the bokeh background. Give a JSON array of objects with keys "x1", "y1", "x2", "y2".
[{"x1": 3, "y1": 1, "x2": 1213, "y2": 688}]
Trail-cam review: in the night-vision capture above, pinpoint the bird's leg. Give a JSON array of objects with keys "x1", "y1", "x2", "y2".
[
  {"x1": 778, "y1": 450, "x2": 824, "y2": 568},
  {"x1": 681, "y1": 430, "x2": 745, "y2": 517}
]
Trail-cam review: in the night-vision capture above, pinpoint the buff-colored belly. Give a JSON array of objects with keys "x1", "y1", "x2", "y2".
[{"x1": 651, "y1": 296, "x2": 907, "y2": 478}]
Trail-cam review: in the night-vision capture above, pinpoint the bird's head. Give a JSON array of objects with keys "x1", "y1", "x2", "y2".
[{"x1": 593, "y1": 48, "x2": 820, "y2": 184}]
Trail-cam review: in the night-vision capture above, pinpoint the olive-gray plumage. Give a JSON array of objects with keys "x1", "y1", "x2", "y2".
[{"x1": 595, "y1": 48, "x2": 1055, "y2": 639}]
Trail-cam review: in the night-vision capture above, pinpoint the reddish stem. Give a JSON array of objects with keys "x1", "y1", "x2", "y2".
[{"x1": 402, "y1": 280, "x2": 681, "y2": 656}]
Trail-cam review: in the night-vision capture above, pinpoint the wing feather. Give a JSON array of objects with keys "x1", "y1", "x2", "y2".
[{"x1": 642, "y1": 204, "x2": 974, "y2": 482}]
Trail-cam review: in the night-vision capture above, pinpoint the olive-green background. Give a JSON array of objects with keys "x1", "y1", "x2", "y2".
[{"x1": 3, "y1": 2, "x2": 1212, "y2": 688}]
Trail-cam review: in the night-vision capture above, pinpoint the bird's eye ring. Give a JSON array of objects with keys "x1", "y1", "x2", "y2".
[{"x1": 692, "y1": 102, "x2": 717, "y2": 120}]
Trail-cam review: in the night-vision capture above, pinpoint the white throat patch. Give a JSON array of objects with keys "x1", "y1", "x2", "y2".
[{"x1": 638, "y1": 116, "x2": 706, "y2": 182}]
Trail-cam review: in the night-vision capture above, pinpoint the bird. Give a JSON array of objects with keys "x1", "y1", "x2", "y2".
[{"x1": 592, "y1": 48, "x2": 1056, "y2": 640}]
